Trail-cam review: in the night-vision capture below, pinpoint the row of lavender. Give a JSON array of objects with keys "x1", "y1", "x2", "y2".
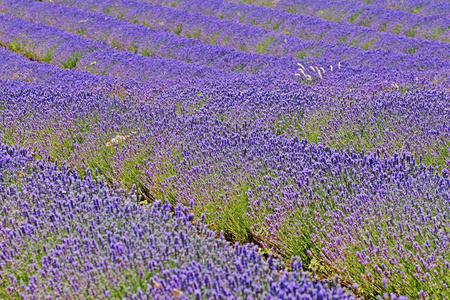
[
  {"x1": 0, "y1": 0, "x2": 446, "y2": 90},
  {"x1": 0, "y1": 0, "x2": 448, "y2": 95},
  {"x1": 0, "y1": 0, "x2": 446, "y2": 164},
  {"x1": 233, "y1": 0, "x2": 449, "y2": 42},
  {"x1": 0, "y1": 142, "x2": 356, "y2": 299},
  {"x1": 0, "y1": 13, "x2": 231, "y2": 86},
  {"x1": 15, "y1": 0, "x2": 450, "y2": 69},
  {"x1": 1, "y1": 43, "x2": 448, "y2": 171},
  {"x1": 36, "y1": 0, "x2": 450, "y2": 90},
  {"x1": 46, "y1": 0, "x2": 450, "y2": 61},
  {"x1": 347, "y1": 0, "x2": 450, "y2": 17},
  {"x1": 0, "y1": 55, "x2": 449, "y2": 297}
]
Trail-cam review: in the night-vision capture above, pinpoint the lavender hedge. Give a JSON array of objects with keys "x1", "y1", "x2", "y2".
[
  {"x1": 235, "y1": 0, "x2": 449, "y2": 42},
  {"x1": 6, "y1": 0, "x2": 447, "y2": 93},
  {"x1": 347, "y1": 0, "x2": 450, "y2": 17},
  {"x1": 0, "y1": 0, "x2": 275, "y2": 75},
  {"x1": 0, "y1": 46, "x2": 146, "y2": 98},
  {"x1": 1, "y1": 77, "x2": 449, "y2": 297},
  {"x1": 0, "y1": 143, "x2": 358, "y2": 299},
  {"x1": 45, "y1": 0, "x2": 450, "y2": 62},
  {"x1": 135, "y1": 0, "x2": 450, "y2": 60},
  {"x1": 0, "y1": 14, "x2": 234, "y2": 84}
]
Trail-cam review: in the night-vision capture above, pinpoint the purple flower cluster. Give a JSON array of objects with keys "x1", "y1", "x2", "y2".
[
  {"x1": 46, "y1": 0, "x2": 450, "y2": 63},
  {"x1": 0, "y1": 46, "x2": 144, "y2": 96},
  {"x1": 137, "y1": 0, "x2": 449, "y2": 59},
  {"x1": 242, "y1": 0, "x2": 449, "y2": 42},
  {"x1": 1, "y1": 74, "x2": 449, "y2": 297},
  {"x1": 348, "y1": 0, "x2": 450, "y2": 17},
  {"x1": 0, "y1": 14, "x2": 235, "y2": 85},
  {"x1": 2, "y1": 0, "x2": 448, "y2": 93},
  {"x1": 0, "y1": 14, "x2": 106, "y2": 68},
  {"x1": 0, "y1": 143, "x2": 355, "y2": 299},
  {"x1": 0, "y1": 0, "x2": 275, "y2": 75}
]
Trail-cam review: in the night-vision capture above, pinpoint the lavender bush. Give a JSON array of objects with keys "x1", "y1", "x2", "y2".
[
  {"x1": 347, "y1": 0, "x2": 450, "y2": 17},
  {"x1": 45, "y1": 0, "x2": 450, "y2": 63},
  {"x1": 3, "y1": 0, "x2": 448, "y2": 93},
  {"x1": 234, "y1": 0, "x2": 449, "y2": 42},
  {"x1": 1, "y1": 76, "x2": 449, "y2": 297},
  {"x1": 139, "y1": 0, "x2": 450, "y2": 58},
  {"x1": 0, "y1": 143, "x2": 357, "y2": 299}
]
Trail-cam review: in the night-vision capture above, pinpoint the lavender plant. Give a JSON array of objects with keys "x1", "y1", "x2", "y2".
[
  {"x1": 1, "y1": 77, "x2": 449, "y2": 297},
  {"x1": 0, "y1": 46, "x2": 143, "y2": 98},
  {"x1": 348, "y1": 0, "x2": 450, "y2": 17},
  {"x1": 136, "y1": 0, "x2": 449, "y2": 58},
  {"x1": 44, "y1": 0, "x2": 450, "y2": 63},
  {"x1": 6, "y1": 0, "x2": 448, "y2": 93},
  {"x1": 0, "y1": 143, "x2": 356, "y2": 299},
  {"x1": 234, "y1": 0, "x2": 449, "y2": 42}
]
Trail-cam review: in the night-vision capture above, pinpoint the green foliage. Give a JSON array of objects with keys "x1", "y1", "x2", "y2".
[
  {"x1": 407, "y1": 47, "x2": 418, "y2": 55},
  {"x1": 175, "y1": 24, "x2": 183, "y2": 35},
  {"x1": 339, "y1": 35, "x2": 348, "y2": 44},
  {"x1": 127, "y1": 41, "x2": 139, "y2": 53},
  {"x1": 261, "y1": 18, "x2": 272, "y2": 29},
  {"x1": 361, "y1": 40, "x2": 374, "y2": 50},
  {"x1": 348, "y1": 12, "x2": 362, "y2": 23},
  {"x1": 272, "y1": 21, "x2": 283, "y2": 30},
  {"x1": 406, "y1": 26, "x2": 418, "y2": 38},
  {"x1": 256, "y1": 37, "x2": 275, "y2": 54},
  {"x1": 409, "y1": 5, "x2": 423, "y2": 14},
  {"x1": 232, "y1": 63, "x2": 245, "y2": 72},
  {"x1": 238, "y1": 12, "x2": 247, "y2": 23},
  {"x1": 42, "y1": 45, "x2": 57, "y2": 63},
  {"x1": 392, "y1": 23, "x2": 404, "y2": 35},
  {"x1": 378, "y1": 22, "x2": 388, "y2": 32},
  {"x1": 5, "y1": 38, "x2": 40, "y2": 61},
  {"x1": 61, "y1": 52, "x2": 81, "y2": 69},
  {"x1": 286, "y1": 6, "x2": 298, "y2": 13},
  {"x1": 295, "y1": 51, "x2": 308, "y2": 60},
  {"x1": 357, "y1": 17, "x2": 373, "y2": 27},
  {"x1": 142, "y1": 45, "x2": 157, "y2": 57},
  {"x1": 185, "y1": 29, "x2": 201, "y2": 39},
  {"x1": 425, "y1": 26, "x2": 445, "y2": 40},
  {"x1": 200, "y1": 183, "x2": 255, "y2": 243},
  {"x1": 274, "y1": 107, "x2": 450, "y2": 170},
  {"x1": 207, "y1": 30, "x2": 221, "y2": 46}
]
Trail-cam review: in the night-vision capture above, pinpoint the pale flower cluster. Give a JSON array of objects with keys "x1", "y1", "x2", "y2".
[
  {"x1": 295, "y1": 62, "x2": 341, "y2": 81},
  {"x1": 105, "y1": 131, "x2": 137, "y2": 148}
]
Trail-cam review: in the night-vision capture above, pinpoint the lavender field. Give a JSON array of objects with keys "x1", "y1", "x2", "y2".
[{"x1": 0, "y1": 0, "x2": 449, "y2": 298}]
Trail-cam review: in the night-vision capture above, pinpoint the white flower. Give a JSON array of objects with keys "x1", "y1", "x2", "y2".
[
  {"x1": 295, "y1": 69, "x2": 309, "y2": 79},
  {"x1": 106, "y1": 134, "x2": 129, "y2": 148}
]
